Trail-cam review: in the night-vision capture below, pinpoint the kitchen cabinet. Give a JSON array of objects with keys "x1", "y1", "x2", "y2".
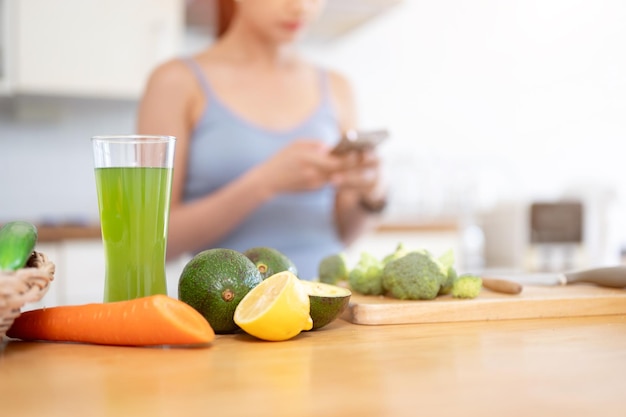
[
  {"x1": 28, "y1": 239, "x2": 188, "y2": 309},
  {"x1": 0, "y1": 0, "x2": 184, "y2": 99},
  {"x1": 0, "y1": 0, "x2": 12, "y2": 93},
  {"x1": 27, "y1": 241, "x2": 103, "y2": 309},
  {"x1": 1, "y1": 0, "x2": 400, "y2": 98}
]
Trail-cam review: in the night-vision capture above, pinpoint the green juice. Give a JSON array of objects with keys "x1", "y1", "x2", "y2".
[{"x1": 95, "y1": 167, "x2": 173, "y2": 302}]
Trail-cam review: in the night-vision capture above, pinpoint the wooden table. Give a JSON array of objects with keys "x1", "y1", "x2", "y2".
[{"x1": 1, "y1": 315, "x2": 626, "y2": 417}]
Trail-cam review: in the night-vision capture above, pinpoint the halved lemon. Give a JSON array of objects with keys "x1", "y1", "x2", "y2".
[{"x1": 234, "y1": 271, "x2": 313, "y2": 341}]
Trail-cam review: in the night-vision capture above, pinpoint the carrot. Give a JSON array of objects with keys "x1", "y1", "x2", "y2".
[{"x1": 6, "y1": 294, "x2": 215, "y2": 347}]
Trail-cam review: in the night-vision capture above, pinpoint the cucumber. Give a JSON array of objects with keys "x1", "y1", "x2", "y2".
[{"x1": 0, "y1": 221, "x2": 38, "y2": 271}]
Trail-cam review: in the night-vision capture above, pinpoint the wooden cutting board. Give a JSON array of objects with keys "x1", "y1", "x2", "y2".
[{"x1": 341, "y1": 284, "x2": 626, "y2": 325}]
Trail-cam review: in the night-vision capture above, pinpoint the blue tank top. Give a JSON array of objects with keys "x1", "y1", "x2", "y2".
[{"x1": 182, "y1": 58, "x2": 344, "y2": 280}]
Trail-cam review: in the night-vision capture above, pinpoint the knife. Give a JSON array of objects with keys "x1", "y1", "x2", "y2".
[{"x1": 481, "y1": 266, "x2": 626, "y2": 295}]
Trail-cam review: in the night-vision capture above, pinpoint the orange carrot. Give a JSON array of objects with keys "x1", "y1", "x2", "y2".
[{"x1": 6, "y1": 294, "x2": 215, "y2": 347}]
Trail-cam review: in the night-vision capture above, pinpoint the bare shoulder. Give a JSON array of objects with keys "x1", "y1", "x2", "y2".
[
  {"x1": 137, "y1": 58, "x2": 200, "y2": 136},
  {"x1": 144, "y1": 58, "x2": 196, "y2": 95},
  {"x1": 325, "y1": 69, "x2": 357, "y2": 129},
  {"x1": 327, "y1": 69, "x2": 354, "y2": 97}
]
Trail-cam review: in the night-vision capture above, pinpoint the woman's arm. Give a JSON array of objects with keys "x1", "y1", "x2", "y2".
[
  {"x1": 136, "y1": 60, "x2": 268, "y2": 259},
  {"x1": 328, "y1": 71, "x2": 388, "y2": 245},
  {"x1": 137, "y1": 61, "x2": 344, "y2": 259}
]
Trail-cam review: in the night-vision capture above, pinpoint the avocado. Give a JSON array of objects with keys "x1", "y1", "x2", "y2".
[
  {"x1": 178, "y1": 248, "x2": 263, "y2": 333},
  {"x1": 318, "y1": 253, "x2": 349, "y2": 284},
  {"x1": 243, "y1": 246, "x2": 298, "y2": 279},
  {"x1": 299, "y1": 280, "x2": 351, "y2": 330}
]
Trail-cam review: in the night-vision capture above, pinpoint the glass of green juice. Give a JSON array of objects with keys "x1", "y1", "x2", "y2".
[{"x1": 92, "y1": 135, "x2": 176, "y2": 302}]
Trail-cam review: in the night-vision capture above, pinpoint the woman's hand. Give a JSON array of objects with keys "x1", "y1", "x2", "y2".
[
  {"x1": 332, "y1": 149, "x2": 387, "y2": 244},
  {"x1": 252, "y1": 140, "x2": 344, "y2": 195},
  {"x1": 333, "y1": 150, "x2": 386, "y2": 202}
]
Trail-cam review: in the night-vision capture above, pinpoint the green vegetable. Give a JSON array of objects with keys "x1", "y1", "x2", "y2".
[
  {"x1": 0, "y1": 221, "x2": 38, "y2": 271},
  {"x1": 439, "y1": 266, "x2": 458, "y2": 295},
  {"x1": 382, "y1": 242, "x2": 410, "y2": 265},
  {"x1": 451, "y1": 274, "x2": 483, "y2": 299},
  {"x1": 436, "y1": 249, "x2": 457, "y2": 295},
  {"x1": 437, "y1": 249, "x2": 455, "y2": 272},
  {"x1": 348, "y1": 252, "x2": 384, "y2": 295},
  {"x1": 299, "y1": 280, "x2": 352, "y2": 330},
  {"x1": 318, "y1": 253, "x2": 349, "y2": 284},
  {"x1": 243, "y1": 246, "x2": 298, "y2": 279},
  {"x1": 178, "y1": 248, "x2": 263, "y2": 333},
  {"x1": 382, "y1": 251, "x2": 447, "y2": 300}
]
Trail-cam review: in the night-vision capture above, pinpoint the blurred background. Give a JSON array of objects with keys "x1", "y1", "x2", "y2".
[{"x1": 1, "y1": 0, "x2": 625, "y2": 305}]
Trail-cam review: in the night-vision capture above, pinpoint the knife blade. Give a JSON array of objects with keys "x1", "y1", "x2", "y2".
[{"x1": 481, "y1": 266, "x2": 626, "y2": 295}]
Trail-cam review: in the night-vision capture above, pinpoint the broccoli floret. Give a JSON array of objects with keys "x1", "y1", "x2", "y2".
[
  {"x1": 436, "y1": 249, "x2": 457, "y2": 295},
  {"x1": 439, "y1": 266, "x2": 458, "y2": 295},
  {"x1": 437, "y1": 249, "x2": 455, "y2": 273},
  {"x1": 318, "y1": 253, "x2": 349, "y2": 284},
  {"x1": 451, "y1": 274, "x2": 482, "y2": 299},
  {"x1": 348, "y1": 252, "x2": 384, "y2": 295},
  {"x1": 382, "y1": 242, "x2": 411, "y2": 265},
  {"x1": 382, "y1": 251, "x2": 446, "y2": 300}
]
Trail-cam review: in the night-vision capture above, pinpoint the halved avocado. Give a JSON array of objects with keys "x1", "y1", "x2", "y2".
[
  {"x1": 243, "y1": 246, "x2": 298, "y2": 279},
  {"x1": 299, "y1": 280, "x2": 351, "y2": 330}
]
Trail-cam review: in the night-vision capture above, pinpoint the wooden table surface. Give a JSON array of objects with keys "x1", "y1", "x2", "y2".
[{"x1": 1, "y1": 315, "x2": 626, "y2": 417}]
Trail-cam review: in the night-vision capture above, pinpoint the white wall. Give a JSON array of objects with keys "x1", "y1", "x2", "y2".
[
  {"x1": 0, "y1": 96, "x2": 136, "y2": 223},
  {"x1": 302, "y1": 0, "x2": 626, "y2": 265},
  {"x1": 305, "y1": 0, "x2": 625, "y2": 220},
  {"x1": 1, "y1": 0, "x2": 625, "y2": 250}
]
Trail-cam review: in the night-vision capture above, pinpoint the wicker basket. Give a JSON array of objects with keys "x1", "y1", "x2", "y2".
[{"x1": 0, "y1": 252, "x2": 55, "y2": 339}]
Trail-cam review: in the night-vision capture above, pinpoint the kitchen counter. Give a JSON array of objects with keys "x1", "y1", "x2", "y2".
[
  {"x1": 23, "y1": 220, "x2": 458, "y2": 242},
  {"x1": 0, "y1": 223, "x2": 102, "y2": 243},
  {"x1": 1, "y1": 315, "x2": 625, "y2": 417},
  {"x1": 36, "y1": 223, "x2": 101, "y2": 242}
]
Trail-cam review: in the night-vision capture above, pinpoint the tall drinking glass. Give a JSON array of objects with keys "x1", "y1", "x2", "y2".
[{"x1": 92, "y1": 135, "x2": 176, "y2": 302}]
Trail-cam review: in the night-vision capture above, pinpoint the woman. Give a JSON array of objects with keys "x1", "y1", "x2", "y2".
[{"x1": 137, "y1": 0, "x2": 387, "y2": 279}]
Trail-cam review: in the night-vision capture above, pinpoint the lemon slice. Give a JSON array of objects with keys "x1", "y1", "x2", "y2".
[{"x1": 234, "y1": 271, "x2": 313, "y2": 341}]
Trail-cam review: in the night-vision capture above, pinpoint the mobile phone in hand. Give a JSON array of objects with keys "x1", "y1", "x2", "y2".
[{"x1": 330, "y1": 129, "x2": 389, "y2": 155}]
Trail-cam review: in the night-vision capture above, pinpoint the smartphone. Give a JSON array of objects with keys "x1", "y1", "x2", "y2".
[{"x1": 330, "y1": 129, "x2": 390, "y2": 155}]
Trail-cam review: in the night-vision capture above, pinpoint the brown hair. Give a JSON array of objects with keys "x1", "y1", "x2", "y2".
[{"x1": 216, "y1": 0, "x2": 236, "y2": 38}]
